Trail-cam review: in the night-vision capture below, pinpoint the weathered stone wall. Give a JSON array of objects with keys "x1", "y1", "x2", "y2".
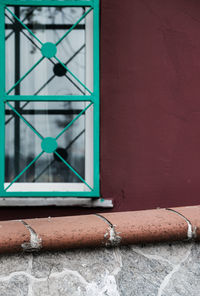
[{"x1": 0, "y1": 242, "x2": 199, "y2": 296}]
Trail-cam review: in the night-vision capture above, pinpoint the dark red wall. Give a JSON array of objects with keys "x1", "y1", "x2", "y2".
[
  {"x1": 1, "y1": 0, "x2": 200, "y2": 220},
  {"x1": 101, "y1": 0, "x2": 200, "y2": 211}
]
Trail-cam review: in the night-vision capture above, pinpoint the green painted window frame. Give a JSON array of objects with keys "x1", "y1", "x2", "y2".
[{"x1": 0, "y1": 0, "x2": 100, "y2": 197}]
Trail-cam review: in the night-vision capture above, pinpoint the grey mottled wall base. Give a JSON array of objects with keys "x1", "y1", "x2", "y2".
[{"x1": 0, "y1": 242, "x2": 199, "y2": 295}]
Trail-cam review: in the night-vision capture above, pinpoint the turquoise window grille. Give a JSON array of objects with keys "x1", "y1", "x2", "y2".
[{"x1": 0, "y1": 0, "x2": 100, "y2": 197}]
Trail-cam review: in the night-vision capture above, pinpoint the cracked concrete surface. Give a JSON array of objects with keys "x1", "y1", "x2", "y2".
[{"x1": 0, "y1": 242, "x2": 199, "y2": 295}]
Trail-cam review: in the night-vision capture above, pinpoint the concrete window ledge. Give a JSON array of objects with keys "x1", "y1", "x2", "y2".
[{"x1": 0, "y1": 205, "x2": 200, "y2": 254}]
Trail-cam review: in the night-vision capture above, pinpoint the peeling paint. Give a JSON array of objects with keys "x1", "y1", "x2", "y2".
[
  {"x1": 192, "y1": 226, "x2": 197, "y2": 239},
  {"x1": 20, "y1": 221, "x2": 42, "y2": 252},
  {"x1": 106, "y1": 226, "x2": 121, "y2": 247},
  {"x1": 95, "y1": 214, "x2": 122, "y2": 247},
  {"x1": 187, "y1": 222, "x2": 193, "y2": 240},
  {"x1": 104, "y1": 232, "x2": 109, "y2": 238}
]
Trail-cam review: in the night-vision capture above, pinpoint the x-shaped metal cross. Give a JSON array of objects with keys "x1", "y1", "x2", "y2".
[
  {"x1": 6, "y1": 6, "x2": 93, "y2": 95},
  {"x1": 5, "y1": 101, "x2": 93, "y2": 191}
]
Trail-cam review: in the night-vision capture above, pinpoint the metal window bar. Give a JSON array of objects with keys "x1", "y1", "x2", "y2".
[
  {"x1": 6, "y1": 24, "x2": 85, "y2": 30},
  {"x1": 5, "y1": 6, "x2": 34, "y2": 40}
]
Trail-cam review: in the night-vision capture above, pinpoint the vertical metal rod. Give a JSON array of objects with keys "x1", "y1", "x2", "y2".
[
  {"x1": 14, "y1": 6, "x2": 20, "y2": 178},
  {"x1": 93, "y1": 0, "x2": 100, "y2": 196},
  {"x1": 0, "y1": 4, "x2": 5, "y2": 194}
]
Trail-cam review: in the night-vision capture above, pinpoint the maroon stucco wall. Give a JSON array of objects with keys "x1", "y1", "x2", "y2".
[
  {"x1": 100, "y1": 0, "x2": 200, "y2": 211},
  {"x1": 1, "y1": 0, "x2": 200, "y2": 220}
]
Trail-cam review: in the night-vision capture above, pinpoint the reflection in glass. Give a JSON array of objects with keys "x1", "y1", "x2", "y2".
[
  {"x1": 5, "y1": 6, "x2": 86, "y2": 95},
  {"x1": 5, "y1": 101, "x2": 86, "y2": 183}
]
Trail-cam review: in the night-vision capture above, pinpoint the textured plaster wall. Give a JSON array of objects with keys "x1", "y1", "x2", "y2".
[
  {"x1": 0, "y1": 242, "x2": 199, "y2": 296},
  {"x1": 101, "y1": 0, "x2": 200, "y2": 211}
]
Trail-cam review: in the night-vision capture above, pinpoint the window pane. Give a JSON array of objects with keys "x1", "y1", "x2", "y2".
[
  {"x1": 5, "y1": 101, "x2": 87, "y2": 184},
  {"x1": 5, "y1": 6, "x2": 88, "y2": 95}
]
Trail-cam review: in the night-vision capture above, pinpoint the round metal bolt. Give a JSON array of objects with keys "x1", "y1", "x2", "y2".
[
  {"x1": 41, "y1": 137, "x2": 58, "y2": 153},
  {"x1": 53, "y1": 63, "x2": 67, "y2": 77},
  {"x1": 41, "y1": 42, "x2": 57, "y2": 58}
]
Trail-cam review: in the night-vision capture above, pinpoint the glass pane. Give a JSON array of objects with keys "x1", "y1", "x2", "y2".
[
  {"x1": 5, "y1": 101, "x2": 87, "y2": 184},
  {"x1": 5, "y1": 6, "x2": 90, "y2": 95}
]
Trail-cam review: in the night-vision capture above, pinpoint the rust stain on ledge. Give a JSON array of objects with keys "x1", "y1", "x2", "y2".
[{"x1": 0, "y1": 205, "x2": 199, "y2": 254}]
